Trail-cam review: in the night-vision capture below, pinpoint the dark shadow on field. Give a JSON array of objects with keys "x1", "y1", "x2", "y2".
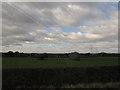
[{"x1": 2, "y1": 65, "x2": 120, "y2": 89}]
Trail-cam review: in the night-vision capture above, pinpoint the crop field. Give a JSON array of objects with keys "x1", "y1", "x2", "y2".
[{"x1": 2, "y1": 57, "x2": 119, "y2": 68}]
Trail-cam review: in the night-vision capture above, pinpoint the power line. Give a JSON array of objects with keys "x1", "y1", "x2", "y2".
[
  {"x1": 5, "y1": 3, "x2": 43, "y2": 26},
  {"x1": 90, "y1": 45, "x2": 93, "y2": 54}
]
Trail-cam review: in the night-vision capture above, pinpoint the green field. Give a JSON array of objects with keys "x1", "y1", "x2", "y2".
[{"x1": 2, "y1": 57, "x2": 119, "y2": 68}]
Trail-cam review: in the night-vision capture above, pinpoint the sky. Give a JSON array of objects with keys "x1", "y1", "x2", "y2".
[{"x1": 2, "y1": 2, "x2": 119, "y2": 53}]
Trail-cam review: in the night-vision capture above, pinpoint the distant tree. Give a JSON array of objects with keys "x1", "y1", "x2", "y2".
[
  {"x1": 7, "y1": 51, "x2": 14, "y2": 57},
  {"x1": 20, "y1": 52, "x2": 25, "y2": 57},
  {"x1": 14, "y1": 51, "x2": 19, "y2": 57},
  {"x1": 43, "y1": 53, "x2": 47, "y2": 58},
  {"x1": 99, "y1": 52, "x2": 107, "y2": 56},
  {"x1": 86, "y1": 53, "x2": 92, "y2": 55},
  {"x1": 38, "y1": 54, "x2": 45, "y2": 60}
]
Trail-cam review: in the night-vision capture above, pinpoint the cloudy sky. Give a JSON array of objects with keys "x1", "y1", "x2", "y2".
[{"x1": 2, "y1": 2, "x2": 118, "y2": 53}]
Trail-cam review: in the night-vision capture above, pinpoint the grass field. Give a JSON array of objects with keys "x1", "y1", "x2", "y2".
[{"x1": 2, "y1": 57, "x2": 119, "y2": 68}]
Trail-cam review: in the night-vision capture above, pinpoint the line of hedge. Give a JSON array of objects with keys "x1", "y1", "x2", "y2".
[{"x1": 2, "y1": 66, "x2": 120, "y2": 88}]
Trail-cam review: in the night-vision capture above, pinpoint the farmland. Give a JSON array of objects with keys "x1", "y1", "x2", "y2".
[
  {"x1": 2, "y1": 56, "x2": 120, "y2": 88},
  {"x1": 2, "y1": 56, "x2": 119, "y2": 68}
]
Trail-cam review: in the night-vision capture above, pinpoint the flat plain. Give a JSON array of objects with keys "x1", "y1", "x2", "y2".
[{"x1": 2, "y1": 57, "x2": 119, "y2": 68}]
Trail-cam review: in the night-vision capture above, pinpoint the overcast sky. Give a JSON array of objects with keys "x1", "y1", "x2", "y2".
[{"x1": 2, "y1": 2, "x2": 118, "y2": 53}]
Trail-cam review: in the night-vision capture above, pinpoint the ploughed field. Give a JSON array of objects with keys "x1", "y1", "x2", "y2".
[{"x1": 2, "y1": 57, "x2": 119, "y2": 68}]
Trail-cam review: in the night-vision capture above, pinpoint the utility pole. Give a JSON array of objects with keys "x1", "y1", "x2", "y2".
[{"x1": 91, "y1": 45, "x2": 93, "y2": 54}]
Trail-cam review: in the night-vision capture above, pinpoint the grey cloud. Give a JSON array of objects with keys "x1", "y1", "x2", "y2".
[{"x1": 2, "y1": 2, "x2": 118, "y2": 53}]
